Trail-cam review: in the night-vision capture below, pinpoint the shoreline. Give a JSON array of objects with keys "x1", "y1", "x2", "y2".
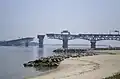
[{"x1": 26, "y1": 54, "x2": 120, "y2": 79}]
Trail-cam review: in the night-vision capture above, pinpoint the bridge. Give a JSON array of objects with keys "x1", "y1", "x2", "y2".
[
  {"x1": 46, "y1": 30, "x2": 78, "y2": 48},
  {"x1": 77, "y1": 34, "x2": 120, "y2": 48},
  {"x1": 0, "y1": 37, "x2": 34, "y2": 47},
  {"x1": 2, "y1": 30, "x2": 119, "y2": 48},
  {"x1": 46, "y1": 30, "x2": 120, "y2": 49}
]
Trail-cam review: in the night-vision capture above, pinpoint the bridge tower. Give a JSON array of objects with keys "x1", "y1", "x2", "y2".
[{"x1": 37, "y1": 35, "x2": 45, "y2": 48}]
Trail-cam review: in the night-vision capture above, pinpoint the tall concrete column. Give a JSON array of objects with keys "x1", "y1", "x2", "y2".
[
  {"x1": 37, "y1": 35, "x2": 45, "y2": 48},
  {"x1": 62, "y1": 39, "x2": 68, "y2": 49},
  {"x1": 90, "y1": 41, "x2": 96, "y2": 49}
]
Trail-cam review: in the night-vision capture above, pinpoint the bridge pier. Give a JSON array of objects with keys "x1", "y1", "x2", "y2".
[
  {"x1": 37, "y1": 35, "x2": 45, "y2": 48},
  {"x1": 90, "y1": 41, "x2": 96, "y2": 49},
  {"x1": 25, "y1": 41, "x2": 29, "y2": 47},
  {"x1": 62, "y1": 39, "x2": 68, "y2": 49}
]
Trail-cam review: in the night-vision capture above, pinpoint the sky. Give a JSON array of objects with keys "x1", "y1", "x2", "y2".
[{"x1": 1, "y1": 0, "x2": 120, "y2": 46}]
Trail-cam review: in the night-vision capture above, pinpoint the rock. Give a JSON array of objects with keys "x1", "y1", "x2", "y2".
[
  {"x1": 23, "y1": 55, "x2": 65, "y2": 68},
  {"x1": 23, "y1": 63, "x2": 33, "y2": 67}
]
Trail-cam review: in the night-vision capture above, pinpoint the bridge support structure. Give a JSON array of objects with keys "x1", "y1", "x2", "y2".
[
  {"x1": 90, "y1": 41, "x2": 96, "y2": 49},
  {"x1": 37, "y1": 35, "x2": 45, "y2": 48},
  {"x1": 62, "y1": 37, "x2": 68, "y2": 48},
  {"x1": 47, "y1": 30, "x2": 120, "y2": 49},
  {"x1": 25, "y1": 41, "x2": 29, "y2": 47},
  {"x1": 46, "y1": 30, "x2": 77, "y2": 49}
]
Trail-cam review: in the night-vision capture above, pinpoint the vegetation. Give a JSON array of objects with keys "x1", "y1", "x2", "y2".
[{"x1": 103, "y1": 72, "x2": 120, "y2": 79}]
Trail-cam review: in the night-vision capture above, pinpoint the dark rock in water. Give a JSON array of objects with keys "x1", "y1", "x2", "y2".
[
  {"x1": 53, "y1": 48, "x2": 98, "y2": 59},
  {"x1": 23, "y1": 63, "x2": 33, "y2": 67},
  {"x1": 53, "y1": 48, "x2": 87, "y2": 53},
  {"x1": 23, "y1": 55, "x2": 65, "y2": 68},
  {"x1": 23, "y1": 63, "x2": 27, "y2": 67},
  {"x1": 28, "y1": 61, "x2": 33, "y2": 64}
]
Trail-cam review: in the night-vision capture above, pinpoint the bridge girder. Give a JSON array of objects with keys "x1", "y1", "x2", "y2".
[
  {"x1": 47, "y1": 34, "x2": 120, "y2": 41},
  {"x1": 46, "y1": 34, "x2": 78, "y2": 40},
  {"x1": 46, "y1": 32, "x2": 78, "y2": 48},
  {"x1": 0, "y1": 37, "x2": 34, "y2": 46},
  {"x1": 78, "y1": 34, "x2": 120, "y2": 41},
  {"x1": 78, "y1": 34, "x2": 120, "y2": 49},
  {"x1": 6, "y1": 37, "x2": 34, "y2": 43},
  {"x1": 46, "y1": 31, "x2": 120, "y2": 49}
]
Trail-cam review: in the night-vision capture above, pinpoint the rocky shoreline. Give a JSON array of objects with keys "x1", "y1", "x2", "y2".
[
  {"x1": 23, "y1": 55, "x2": 64, "y2": 68},
  {"x1": 27, "y1": 55, "x2": 120, "y2": 79},
  {"x1": 53, "y1": 48, "x2": 87, "y2": 53},
  {"x1": 23, "y1": 48, "x2": 98, "y2": 72}
]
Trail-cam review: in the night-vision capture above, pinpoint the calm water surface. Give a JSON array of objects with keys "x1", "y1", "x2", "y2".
[{"x1": 0, "y1": 45, "x2": 90, "y2": 79}]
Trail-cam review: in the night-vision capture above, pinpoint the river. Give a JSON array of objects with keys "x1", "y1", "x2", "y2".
[{"x1": 0, "y1": 45, "x2": 91, "y2": 79}]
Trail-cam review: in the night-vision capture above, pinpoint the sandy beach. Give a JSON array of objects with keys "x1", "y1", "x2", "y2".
[{"x1": 27, "y1": 54, "x2": 120, "y2": 79}]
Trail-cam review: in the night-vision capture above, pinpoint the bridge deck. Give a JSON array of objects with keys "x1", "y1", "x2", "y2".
[
  {"x1": 5, "y1": 37, "x2": 34, "y2": 42},
  {"x1": 0, "y1": 37, "x2": 34, "y2": 46}
]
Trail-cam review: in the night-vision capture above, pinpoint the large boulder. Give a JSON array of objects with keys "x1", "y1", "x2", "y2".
[{"x1": 23, "y1": 55, "x2": 65, "y2": 68}]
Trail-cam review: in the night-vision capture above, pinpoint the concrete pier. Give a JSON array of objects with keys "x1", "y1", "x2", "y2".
[
  {"x1": 46, "y1": 30, "x2": 74, "y2": 49},
  {"x1": 62, "y1": 38, "x2": 68, "y2": 48},
  {"x1": 25, "y1": 41, "x2": 29, "y2": 47},
  {"x1": 37, "y1": 35, "x2": 45, "y2": 48},
  {"x1": 90, "y1": 41, "x2": 96, "y2": 49}
]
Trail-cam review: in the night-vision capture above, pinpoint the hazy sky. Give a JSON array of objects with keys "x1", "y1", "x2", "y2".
[{"x1": 1, "y1": 0, "x2": 120, "y2": 45}]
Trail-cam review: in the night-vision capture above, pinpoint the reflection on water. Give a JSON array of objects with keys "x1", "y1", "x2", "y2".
[
  {"x1": 30, "y1": 48, "x2": 58, "y2": 72},
  {"x1": 32, "y1": 47, "x2": 44, "y2": 60},
  {"x1": 37, "y1": 48, "x2": 44, "y2": 58},
  {"x1": 0, "y1": 46, "x2": 57, "y2": 79}
]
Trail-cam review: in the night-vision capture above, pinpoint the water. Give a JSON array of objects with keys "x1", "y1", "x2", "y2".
[
  {"x1": 0, "y1": 45, "x2": 62, "y2": 79},
  {"x1": 0, "y1": 45, "x2": 98, "y2": 79}
]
